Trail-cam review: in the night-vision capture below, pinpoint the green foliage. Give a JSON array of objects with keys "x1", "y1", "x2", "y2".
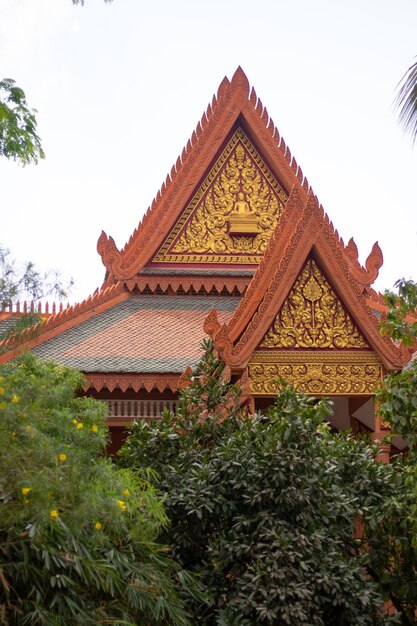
[
  {"x1": 0, "y1": 245, "x2": 74, "y2": 349},
  {"x1": 381, "y1": 279, "x2": 417, "y2": 346},
  {"x1": 373, "y1": 277, "x2": 417, "y2": 623},
  {"x1": 0, "y1": 354, "x2": 197, "y2": 625},
  {"x1": 122, "y1": 343, "x2": 395, "y2": 625},
  {"x1": 0, "y1": 79, "x2": 44, "y2": 166},
  {"x1": 364, "y1": 456, "x2": 417, "y2": 625},
  {"x1": 378, "y1": 361, "x2": 417, "y2": 452}
]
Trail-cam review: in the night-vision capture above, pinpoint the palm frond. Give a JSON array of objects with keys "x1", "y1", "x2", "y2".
[{"x1": 395, "y1": 57, "x2": 417, "y2": 145}]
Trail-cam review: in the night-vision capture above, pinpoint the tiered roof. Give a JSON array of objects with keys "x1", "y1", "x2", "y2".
[{"x1": 0, "y1": 68, "x2": 409, "y2": 388}]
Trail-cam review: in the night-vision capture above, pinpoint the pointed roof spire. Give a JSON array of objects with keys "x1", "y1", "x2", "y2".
[{"x1": 97, "y1": 68, "x2": 313, "y2": 281}]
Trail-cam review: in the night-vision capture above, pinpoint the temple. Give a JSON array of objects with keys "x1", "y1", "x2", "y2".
[{"x1": 0, "y1": 68, "x2": 411, "y2": 453}]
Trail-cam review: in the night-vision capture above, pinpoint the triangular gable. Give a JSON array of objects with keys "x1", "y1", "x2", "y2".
[
  {"x1": 152, "y1": 127, "x2": 287, "y2": 266},
  {"x1": 208, "y1": 191, "x2": 407, "y2": 372},
  {"x1": 97, "y1": 67, "x2": 313, "y2": 282},
  {"x1": 258, "y1": 256, "x2": 369, "y2": 350}
]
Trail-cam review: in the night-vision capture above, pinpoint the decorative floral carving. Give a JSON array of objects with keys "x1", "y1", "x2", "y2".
[
  {"x1": 248, "y1": 351, "x2": 382, "y2": 395},
  {"x1": 249, "y1": 361, "x2": 381, "y2": 395},
  {"x1": 260, "y1": 258, "x2": 369, "y2": 349},
  {"x1": 153, "y1": 128, "x2": 287, "y2": 264}
]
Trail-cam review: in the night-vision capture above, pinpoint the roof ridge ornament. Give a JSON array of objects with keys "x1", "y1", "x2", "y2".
[
  {"x1": 97, "y1": 68, "x2": 311, "y2": 281},
  {"x1": 344, "y1": 237, "x2": 383, "y2": 287}
]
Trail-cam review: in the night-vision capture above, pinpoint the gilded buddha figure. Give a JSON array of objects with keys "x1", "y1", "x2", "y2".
[{"x1": 229, "y1": 191, "x2": 260, "y2": 235}]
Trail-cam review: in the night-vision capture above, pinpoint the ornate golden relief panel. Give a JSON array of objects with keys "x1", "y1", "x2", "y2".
[
  {"x1": 249, "y1": 351, "x2": 382, "y2": 396},
  {"x1": 153, "y1": 128, "x2": 287, "y2": 265},
  {"x1": 260, "y1": 258, "x2": 369, "y2": 349}
]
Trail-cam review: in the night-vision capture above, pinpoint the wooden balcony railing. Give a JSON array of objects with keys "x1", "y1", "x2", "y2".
[{"x1": 104, "y1": 399, "x2": 176, "y2": 422}]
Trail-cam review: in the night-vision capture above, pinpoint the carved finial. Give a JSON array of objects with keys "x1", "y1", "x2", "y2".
[
  {"x1": 213, "y1": 323, "x2": 233, "y2": 360},
  {"x1": 231, "y1": 66, "x2": 250, "y2": 97},
  {"x1": 97, "y1": 232, "x2": 120, "y2": 272},
  {"x1": 292, "y1": 157, "x2": 298, "y2": 176},
  {"x1": 97, "y1": 231, "x2": 108, "y2": 256},
  {"x1": 364, "y1": 242, "x2": 383, "y2": 285},
  {"x1": 256, "y1": 97, "x2": 263, "y2": 116},
  {"x1": 178, "y1": 366, "x2": 193, "y2": 390},
  {"x1": 203, "y1": 308, "x2": 221, "y2": 337},
  {"x1": 217, "y1": 75, "x2": 230, "y2": 100},
  {"x1": 346, "y1": 237, "x2": 359, "y2": 262}
]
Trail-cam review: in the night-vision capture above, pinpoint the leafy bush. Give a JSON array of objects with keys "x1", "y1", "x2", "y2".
[
  {"x1": 122, "y1": 343, "x2": 395, "y2": 625},
  {"x1": 0, "y1": 353, "x2": 197, "y2": 625}
]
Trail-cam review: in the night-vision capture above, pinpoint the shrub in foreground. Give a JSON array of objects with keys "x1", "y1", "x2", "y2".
[
  {"x1": 122, "y1": 343, "x2": 396, "y2": 625},
  {"x1": 0, "y1": 353, "x2": 197, "y2": 625}
]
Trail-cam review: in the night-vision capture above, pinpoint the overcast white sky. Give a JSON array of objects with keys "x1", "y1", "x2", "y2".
[{"x1": 1, "y1": 0, "x2": 416, "y2": 304}]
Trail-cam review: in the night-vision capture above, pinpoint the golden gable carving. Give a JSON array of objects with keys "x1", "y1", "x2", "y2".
[
  {"x1": 260, "y1": 258, "x2": 369, "y2": 349},
  {"x1": 248, "y1": 351, "x2": 381, "y2": 395},
  {"x1": 153, "y1": 128, "x2": 287, "y2": 265}
]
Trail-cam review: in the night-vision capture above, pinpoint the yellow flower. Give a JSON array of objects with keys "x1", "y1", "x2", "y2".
[
  {"x1": 91, "y1": 424, "x2": 98, "y2": 433},
  {"x1": 0, "y1": 402, "x2": 6, "y2": 410},
  {"x1": 25, "y1": 425, "x2": 32, "y2": 432},
  {"x1": 11, "y1": 395, "x2": 19, "y2": 404},
  {"x1": 0, "y1": 387, "x2": 4, "y2": 395},
  {"x1": 117, "y1": 499, "x2": 127, "y2": 512},
  {"x1": 123, "y1": 489, "x2": 129, "y2": 497},
  {"x1": 72, "y1": 418, "x2": 78, "y2": 425},
  {"x1": 76, "y1": 422, "x2": 83, "y2": 430},
  {"x1": 58, "y1": 453, "x2": 67, "y2": 462},
  {"x1": 21, "y1": 487, "x2": 31, "y2": 495},
  {"x1": 50, "y1": 510, "x2": 59, "y2": 519},
  {"x1": 95, "y1": 522, "x2": 102, "y2": 530}
]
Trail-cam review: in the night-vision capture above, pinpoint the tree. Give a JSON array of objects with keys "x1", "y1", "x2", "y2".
[
  {"x1": 363, "y1": 278, "x2": 417, "y2": 624},
  {"x1": 0, "y1": 245, "x2": 74, "y2": 348},
  {"x1": 0, "y1": 246, "x2": 73, "y2": 306},
  {"x1": 0, "y1": 353, "x2": 198, "y2": 625},
  {"x1": 1, "y1": 1, "x2": 111, "y2": 167},
  {"x1": 121, "y1": 342, "x2": 396, "y2": 625},
  {"x1": 380, "y1": 279, "x2": 417, "y2": 348},
  {"x1": 396, "y1": 58, "x2": 417, "y2": 145},
  {"x1": 0, "y1": 79, "x2": 44, "y2": 166}
]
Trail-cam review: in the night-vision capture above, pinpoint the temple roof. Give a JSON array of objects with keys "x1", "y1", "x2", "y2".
[
  {"x1": 97, "y1": 67, "x2": 315, "y2": 283},
  {"x1": 26, "y1": 294, "x2": 239, "y2": 373},
  {"x1": 0, "y1": 68, "x2": 410, "y2": 384}
]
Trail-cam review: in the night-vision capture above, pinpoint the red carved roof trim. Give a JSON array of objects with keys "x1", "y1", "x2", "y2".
[
  {"x1": 98, "y1": 67, "x2": 315, "y2": 280},
  {"x1": 121, "y1": 274, "x2": 249, "y2": 296},
  {"x1": 84, "y1": 373, "x2": 180, "y2": 393}
]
